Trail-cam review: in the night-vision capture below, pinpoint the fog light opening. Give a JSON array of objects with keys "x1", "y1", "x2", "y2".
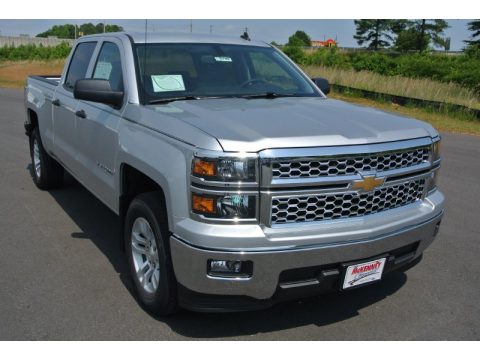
[{"x1": 207, "y1": 260, "x2": 253, "y2": 278}]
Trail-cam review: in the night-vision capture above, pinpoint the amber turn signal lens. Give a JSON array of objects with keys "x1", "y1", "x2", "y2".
[
  {"x1": 192, "y1": 194, "x2": 216, "y2": 214},
  {"x1": 193, "y1": 158, "x2": 216, "y2": 177}
]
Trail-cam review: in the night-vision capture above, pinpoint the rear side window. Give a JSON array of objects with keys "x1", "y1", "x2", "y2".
[
  {"x1": 64, "y1": 42, "x2": 97, "y2": 90},
  {"x1": 92, "y1": 42, "x2": 124, "y2": 92}
]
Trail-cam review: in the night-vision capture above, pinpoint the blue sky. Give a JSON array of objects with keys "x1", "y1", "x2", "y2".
[{"x1": 0, "y1": 19, "x2": 473, "y2": 51}]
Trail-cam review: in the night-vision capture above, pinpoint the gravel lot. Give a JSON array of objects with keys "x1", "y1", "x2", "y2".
[{"x1": 0, "y1": 88, "x2": 479, "y2": 340}]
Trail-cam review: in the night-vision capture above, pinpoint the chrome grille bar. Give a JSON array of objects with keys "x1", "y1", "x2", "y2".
[
  {"x1": 271, "y1": 179, "x2": 426, "y2": 225},
  {"x1": 271, "y1": 147, "x2": 430, "y2": 179}
]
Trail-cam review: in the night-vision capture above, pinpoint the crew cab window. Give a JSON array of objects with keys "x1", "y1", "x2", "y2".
[
  {"x1": 64, "y1": 42, "x2": 97, "y2": 90},
  {"x1": 92, "y1": 42, "x2": 124, "y2": 92}
]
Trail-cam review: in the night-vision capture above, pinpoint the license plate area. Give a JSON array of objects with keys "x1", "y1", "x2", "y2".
[{"x1": 342, "y1": 257, "x2": 387, "y2": 290}]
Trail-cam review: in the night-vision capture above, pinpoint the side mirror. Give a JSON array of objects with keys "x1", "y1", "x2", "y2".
[
  {"x1": 74, "y1": 79, "x2": 124, "y2": 108},
  {"x1": 311, "y1": 77, "x2": 331, "y2": 95}
]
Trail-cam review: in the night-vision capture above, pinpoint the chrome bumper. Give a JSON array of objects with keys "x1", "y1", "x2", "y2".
[{"x1": 170, "y1": 210, "x2": 444, "y2": 300}]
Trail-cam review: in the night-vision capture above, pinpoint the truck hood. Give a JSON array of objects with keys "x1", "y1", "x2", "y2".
[{"x1": 149, "y1": 97, "x2": 437, "y2": 152}]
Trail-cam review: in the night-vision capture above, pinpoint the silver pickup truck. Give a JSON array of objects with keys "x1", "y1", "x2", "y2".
[{"x1": 24, "y1": 32, "x2": 444, "y2": 315}]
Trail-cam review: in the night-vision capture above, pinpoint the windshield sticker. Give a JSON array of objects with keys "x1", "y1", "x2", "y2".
[
  {"x1": 93, "y1": 62, "x2": 112, "y2": 80},
  {"x1": 214, "y1": 56, "x2": 232, "y2": 62},
  {"x1": 151, "y1": 75, "x2": 186, "y2": 92}
]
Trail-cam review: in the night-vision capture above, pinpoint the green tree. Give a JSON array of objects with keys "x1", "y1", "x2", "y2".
[
  {"x1": 353, "y1": 20, "x2": 395, "y2": 50},
  {"x1": 282, "y1": 44, "x2": 305, "y2": 63},
  {"x1": 37, "y1": 24, "x2": 75, "y2": 39},
  {"x1": 465, "y1": 20, "x2": 480, "y2": 45},
  {"x1": 417, "y1": 20, "x2": 448, "y2": 52},
  {"x1": 394, "y1": 19, "x2": 448, "y2": 52},
  {"x1": 94, "y1": 23, "x2": 124, "y2": 34},
  {"x1": 105, "y1": 24, "x2": 123, "y2": 33},
  {"x1": 78, "y1": 23, "x2": 97, "y2": 36},
  {"x1": 390, "y1": 19, "x2": 410, "y2": 35},
  {"x1": 395, "y1": 28, "x2": 429, "y2": 52},
  {"x1": 287, "y1": 30, "x2": 311, "y2": 47}
]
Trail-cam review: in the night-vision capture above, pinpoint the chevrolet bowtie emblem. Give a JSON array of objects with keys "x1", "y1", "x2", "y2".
[{"x1": 351, "y1": 174, "x2": 385, "y2": 192}]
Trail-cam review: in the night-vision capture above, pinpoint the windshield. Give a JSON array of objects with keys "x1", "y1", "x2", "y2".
[{"x1": 134, "y1": 43, "x2": 321, "y2": 103}]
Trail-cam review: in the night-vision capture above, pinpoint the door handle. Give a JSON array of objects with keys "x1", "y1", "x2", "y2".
[
  {"x1": 52, "y1": 99, "x2": 60, "y2": 106},
  {"x1": 75, "y1": 110, "x2": 87, "y2": 119}
]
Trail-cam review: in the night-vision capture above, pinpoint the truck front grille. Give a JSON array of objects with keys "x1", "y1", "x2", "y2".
[
  {"x1": 271, "y1": 147, "x2": 430, "y2": 179},
  {"x1": 271, "y1": 179, "x2": 426, "y2": 225}
]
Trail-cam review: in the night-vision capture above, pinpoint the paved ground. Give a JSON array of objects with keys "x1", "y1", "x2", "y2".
[{"x1": 0, "y1": 88, "x2": 479, "y2": 340}]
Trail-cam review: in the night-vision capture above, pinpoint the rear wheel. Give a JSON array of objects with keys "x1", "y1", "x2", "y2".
[
  {"x1": 125, "y1": 192, "x2": 177, "y2": 316},
  {"x1": 29, "y1": 127, "x2": 64, "y2": 190}
]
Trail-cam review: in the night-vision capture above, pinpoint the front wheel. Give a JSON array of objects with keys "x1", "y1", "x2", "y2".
[{"x1": 125, "y1": 192, "x2": 177, "y2": 316}]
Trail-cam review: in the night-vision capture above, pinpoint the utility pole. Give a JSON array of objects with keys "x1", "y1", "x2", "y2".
[
  {"x1": 190, "y1": 20, "x2": 193, "y2": 33},
  {"x1": 74, "y1": 24, "x2": 77, "y2": 40},
  {"x1": 210, "y1": 25, "x2": 213, "y2": 34},
  {"x1": 103, "y1": 21, "x2": 106, "y2": 33}
]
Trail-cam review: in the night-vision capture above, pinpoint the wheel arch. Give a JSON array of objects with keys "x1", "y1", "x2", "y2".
[
  {"x1": 25, "y1": 108, "x2": 39, "y2": 135},
  {"x1": 119, "y1": 163, "x2": 171, "y2": 241}
]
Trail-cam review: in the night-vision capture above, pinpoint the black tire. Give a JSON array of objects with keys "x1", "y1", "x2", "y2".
[
  {"x1": 124, "y1": 192, "x2": 178, "y2": 316},
  {"x1": 29, "y1": 127, "x2": 64, "y2": 190}
]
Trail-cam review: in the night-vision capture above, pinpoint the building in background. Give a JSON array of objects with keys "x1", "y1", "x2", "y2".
[{"x1": 311, "y1": 38, "x2": 337, "y2": 47}]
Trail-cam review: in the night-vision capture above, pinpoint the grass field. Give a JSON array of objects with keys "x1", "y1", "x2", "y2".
[
  {"x1": 303, "y1": 65, "x2": 480, "y2": 110},
  {"x1": 0, "y1": 60, "x2": 478, "y2": 135},
  {"x1": 0, "y1": 60, "x2": 65, "y2": 88},
  {"x1": 330, "y1": 91, "x2": 480, "y2": 135}
]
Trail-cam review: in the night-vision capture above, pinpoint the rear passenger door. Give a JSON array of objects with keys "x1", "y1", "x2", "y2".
[
  {"x1": 74, "y1": 39, "x2": 126, "y2": 210},
  {"x1": 53, "y1": 41, "x2": 98, "y2": 174}
]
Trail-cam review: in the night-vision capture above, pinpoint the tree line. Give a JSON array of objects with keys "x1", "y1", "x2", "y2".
[
  {"x1": 282, "y1": 20, "x2": 480, "y2": 53},
  {"x1": 36, "y1": 23, "x2": 124, "y2": 39}
]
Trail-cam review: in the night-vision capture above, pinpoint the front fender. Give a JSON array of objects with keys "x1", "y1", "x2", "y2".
[{"x1": 117, "y1": 120, "x2": 195, "y2": 233}]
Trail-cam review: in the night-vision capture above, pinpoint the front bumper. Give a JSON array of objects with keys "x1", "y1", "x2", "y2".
[{"x1": 170, "y1": 208, "x2": 443, "y2": 306}]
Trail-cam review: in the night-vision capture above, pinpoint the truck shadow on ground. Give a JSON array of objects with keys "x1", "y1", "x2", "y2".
[
  {"x1": 36, "y1": 171, "x2": 138, "y2": 301},
  {"x1": 38, "y1": 170, "x2": 408, "y2": 338},
  {"x1": 164, "y1": 273, "x2": 406, "y2": 338}
]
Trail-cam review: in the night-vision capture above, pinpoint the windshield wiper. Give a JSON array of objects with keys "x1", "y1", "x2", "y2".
[
  {"x1": 148, "y1": 95, "x2": 237, "y2": 105},
  {"x1": 148, "y1": 96, "x2": 200, "y2": 105},
  {"x1": 238, "y1": 92, "x2": 297, "y2": 99}
]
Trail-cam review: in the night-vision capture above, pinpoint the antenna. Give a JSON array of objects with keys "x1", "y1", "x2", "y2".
[{"x1": 240, "y1": 29, "x2": 250, "y2": 41}]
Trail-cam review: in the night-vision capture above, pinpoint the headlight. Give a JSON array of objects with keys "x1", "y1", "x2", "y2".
[
  {"x1": 192, "y1": 157, "x2": 256, "y2": 182},
  {"x1": 192, "y1": 193, "x2": 257, "y2": 219},
  {"x1": 191, "y1": 154, "x2": 258, "y2": 222}
]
